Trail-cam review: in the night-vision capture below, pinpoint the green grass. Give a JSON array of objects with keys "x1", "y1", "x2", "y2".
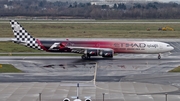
[
  {"x1": 0, "y1": 64, "x2": 22, "y2": 73},
  {"x1": 169, "y1": 66, "x2": 180, "y2": 72},
  {"x1": 0, "y1": 53, "x2": 81, "y2": 56},
  {"x1": 1, "y1": 20, "x2": 180, "y2": 38},
  {"x1": 0, "y1": 41, "x2": 81, "y2": 54},
  {"x1": 0, "y1": 42, "x2": 41, "y2": 52},
  {"x1": 97, "y1": 19, "x2": 180, "y2": 22},
  {"x1": 2, "y1": 19, "x2": 180, "y2": 22}
]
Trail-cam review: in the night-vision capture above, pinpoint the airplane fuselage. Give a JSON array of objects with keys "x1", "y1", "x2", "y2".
[{"x1": 38, "y1": 40, "x2": 174, "y2": 54}]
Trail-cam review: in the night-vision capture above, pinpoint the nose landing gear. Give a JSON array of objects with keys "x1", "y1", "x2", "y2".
[{"x1": 158, "y1": 53, "x2": 161, "y2": 59}]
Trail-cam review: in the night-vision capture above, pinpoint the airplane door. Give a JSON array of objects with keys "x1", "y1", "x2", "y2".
[
  {"x1": 159, "y1": 45, "x2": 163, "y2": 49},
  {"x1": 159, "y1": 44, "x2": 163, "y2": 49}
]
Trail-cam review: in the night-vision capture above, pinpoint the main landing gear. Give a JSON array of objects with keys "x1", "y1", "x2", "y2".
[
  {"x1": 158, "y1": 53, "x2": 161, "y2": 59},
  {"x1": 81, "y1": 54, "x2": 90, "y2": 59}
]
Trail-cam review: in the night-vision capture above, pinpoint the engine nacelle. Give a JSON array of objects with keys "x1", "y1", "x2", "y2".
[
  {"x1": 84, "y1": 98, "x2": 92, "y2": 101},
  {"x1": 85, "y1": 49, "x2": 98, "y2": 56},
  {"x1": 99, "y1": 50, "x2": 114, "y2": 57},
  {"x1": 63, "y1": 98, "x2": 71, "y2": 101}
]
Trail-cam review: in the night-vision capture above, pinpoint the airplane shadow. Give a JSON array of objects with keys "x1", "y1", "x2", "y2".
[{"x1": 72, "y1": 57, "x2": 177, "y2": 63}]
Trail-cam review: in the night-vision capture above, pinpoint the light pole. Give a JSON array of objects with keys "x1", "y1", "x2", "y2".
[
  {"x1": 102, "y1": 93, "x2": 105, "y2": 101},
  {"x1": 39, "y1": 93, "x2": 41, "y2": 101},
  {"x1": 165, "y1": 93, "x2": 167, "y2": 101}
]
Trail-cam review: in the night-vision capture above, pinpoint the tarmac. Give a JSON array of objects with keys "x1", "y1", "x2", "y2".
[{"x1": 0, "y1": 82, "x2": 179, "y2": 101}]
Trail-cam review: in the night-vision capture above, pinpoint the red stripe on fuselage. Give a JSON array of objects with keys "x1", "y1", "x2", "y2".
[{"x1": 36, "y1": 39, "x2": 48, "y2": 51}]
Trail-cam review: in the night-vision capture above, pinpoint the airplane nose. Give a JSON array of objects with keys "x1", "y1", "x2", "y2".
[
  {"x1": 171, "y1": 46, "x2": 174, "y2": 50},
  {"x1": 172, "y1": 47, "x2": 174, "y2": 50}
]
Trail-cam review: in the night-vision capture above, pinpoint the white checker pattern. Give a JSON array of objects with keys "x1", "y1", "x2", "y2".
[{"x1": 10, "y1": 20, "x2": 43, "y2": 50}]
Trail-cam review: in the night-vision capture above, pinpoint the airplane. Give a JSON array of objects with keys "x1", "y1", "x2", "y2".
[
  {"x1": 9, "y1": 20, "x2": 174, "y2": 59},
  {"x1": 63, "y1": 83, "x2": 92, "y2": 101}
]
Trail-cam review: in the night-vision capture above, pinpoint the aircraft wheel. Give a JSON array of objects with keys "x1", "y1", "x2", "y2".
[
  {"x1": 81, "y1": 54, "x2": 90, "y2": 59},
  {"x1": 81, "y1": 54, "x2": 86, "y2": 59},
  {"x1": 87, "y1": 55, "x2": 91, "y2": 59}
]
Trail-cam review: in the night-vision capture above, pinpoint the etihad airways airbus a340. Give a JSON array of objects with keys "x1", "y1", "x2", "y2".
[{"x1": 9, "y1": 20, "x2": 174, "y2": 59}]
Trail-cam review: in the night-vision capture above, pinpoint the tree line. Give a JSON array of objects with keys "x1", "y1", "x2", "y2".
[{"x1": 0, "y1": 0, "x2": 180, "y2": 19}]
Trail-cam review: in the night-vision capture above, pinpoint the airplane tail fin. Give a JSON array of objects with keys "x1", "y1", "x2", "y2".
[{"x1": 9, "y1": 20, "x2": 43, "y2": 50}]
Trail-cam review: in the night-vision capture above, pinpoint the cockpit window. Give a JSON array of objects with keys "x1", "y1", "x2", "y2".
[{"x1": 167, "y1": 45, "x2": 170, "y2": 47}]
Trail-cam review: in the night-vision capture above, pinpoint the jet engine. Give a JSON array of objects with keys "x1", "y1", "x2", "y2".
[
  {"x1": 63, "y1": 98, "x2": 71, "y2": 101},
  {"x1": 84, "y1": 98, "x2": 92, "y2": 101},
  {"x1": 99, "y1": 50, "x2": 114, "y2": 57},
  {"x1": 81, "y1": 49, "x2": 114, "y2": 59},
  {"x1": 84, "y1": 49, "x2": 98, "y2": 56}
]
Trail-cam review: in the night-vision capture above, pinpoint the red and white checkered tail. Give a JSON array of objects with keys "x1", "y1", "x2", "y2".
[{"x1": 10, "y1": 20, "x2": 43, "y2": 50}]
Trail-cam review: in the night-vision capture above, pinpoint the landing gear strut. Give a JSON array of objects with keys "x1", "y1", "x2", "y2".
[
  {"x1": 81, "y1": 54, "x2": 90, "y2": 59},
  {"x1": 158, "y1": 54, "x2": 161, "y2": 59}
]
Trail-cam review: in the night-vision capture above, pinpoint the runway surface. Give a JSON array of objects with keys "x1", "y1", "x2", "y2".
[
  {"x1": 0, "y1": 53, "x2": 180, "y2": 82},
  {"x1": 0, "y1": 39, "x2": 180, "y2": 101},
  {"x1": 1, "y1": 54, "x2": 180, "y2": 101},
  {"x1": 0, "y1": 82, "x2": 179, "y2": 101}
]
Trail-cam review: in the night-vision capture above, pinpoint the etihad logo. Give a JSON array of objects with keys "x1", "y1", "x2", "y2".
[
  {"x1": 114, "y1": 43, "x2": 146, "y2": 48},
  {"x1": 114, "y1": 43, "x2": 158, "y2": 48}
]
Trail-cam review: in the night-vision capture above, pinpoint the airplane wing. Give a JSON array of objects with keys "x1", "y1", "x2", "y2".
[
  {"x1": 67, "y1": 46, "x2": 113, "y2": 54},
  {"x1": 66, "y1": 46, "x2": 114, "y2": 59},
  {"x1": 10, "y1": 38, "x2": 28, "y2": 45},
  {"x1": 68, "y1": 46, "x2": 112, "y2": 50}
]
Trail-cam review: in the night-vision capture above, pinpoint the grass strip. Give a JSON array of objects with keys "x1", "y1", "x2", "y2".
[
  {"x1": 0, "y1": 42, "x2": 41, "y2": 52},
  {"x1": 0, "y1": 53, "x2": 81, "y2": 56},
  {"x1": 169, "y1": 66, "x2": 180, "y2": 72},
  {"x1": 0, "y1": 41, "x2": 82, "y2": 55},
  {"x1": 1, "y1": 21, "x2": 180, "y2": 38},
  {"x1": 0, "y1": 64, "x2": 22, "y2": 73}
]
